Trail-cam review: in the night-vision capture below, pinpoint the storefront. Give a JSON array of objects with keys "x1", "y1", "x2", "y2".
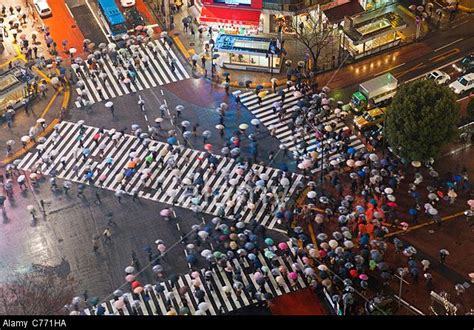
[
  {"x1": 214, "y1": 34, "x2": 281, "y2": 73},
  {"x1": 341, "y1": 7, "x2": 406, "y2": 59},
  {"x1": 198, "y1": 0, "x2": 263, "y2": 34}
]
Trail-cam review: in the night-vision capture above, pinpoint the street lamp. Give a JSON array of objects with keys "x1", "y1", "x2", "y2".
[
  {"x1": 209, "y1": 38, "x2": 215, "y2": 78},
  {"x1": 397, "y1": 267, "x2": 409, "y2": 309},
  {"x1": 338, "y1": 24, "x2": 344, "y2": 66}
]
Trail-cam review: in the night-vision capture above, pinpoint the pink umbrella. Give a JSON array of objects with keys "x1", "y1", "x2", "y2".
[
  {"x1": 160, "y1": 209, "x2": 171, "y2": 217},
  {"x1": 125, "y1": 274, "x2": 135, "y2": 282},
  {"x1": 157, "y1": 244, "x2": 166, "y2": 252},
  {"x1": 359, "y1": 274, "x2": 368, "y2": 281},
  {"x1": 278, "y1": 242, "x2": 288, "y2": 251},
  {"x1": 99, "y1": 174, "x2": 107, "y2": 182},
  {"x1": 236, "y1": 168, "x2": 244, "y2": 176},
  {"x1": 302, "y1": 256, "x2": 310, "y2": 264},
  {"x1": 191, "y1": 271, "x2": 200, "y2": 279},
  {"x1": 254, "y1": 271, "x2": 263, "y2": 280},
  {"x1": 467, "y1": 199, "x2": 474, "y2": 208},
  {"x1": 204, "y1": 143, "x2": 213, "y2": 151},
  {"x1": 288, "y1": 272, "x2": 298, "y2": 280}
]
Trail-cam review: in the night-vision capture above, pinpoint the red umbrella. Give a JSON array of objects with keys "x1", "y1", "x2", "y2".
[
  {"x1": 349, "y1": 269, "x2": 358, "y2": 278},
  {"x1": 131, "y1": 281, "x2": 142, "y2": 289},
  {"x1": 204, "y1": 144, "x2": 213, "y2": 151},
  {"x1": 387, "y1": 202, "x2": 397, "y2": 208}
]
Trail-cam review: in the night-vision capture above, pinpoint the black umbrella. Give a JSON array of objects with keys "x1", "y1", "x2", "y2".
[
  {"x1": 380, "y1": 271, "x2": 392, "y2": 280},
  {"x1": 168, "y1": 274, "x2": 178, "y2": 285},
  {"x1": 256, "y1": 277, "x2": 266, "y2": 286},
  {"x1": 223, "y1": 72, "x2": 230, "y2": 76},
  {"x1": 194, "y1": 289, "x2": 205, "y2": 300}
]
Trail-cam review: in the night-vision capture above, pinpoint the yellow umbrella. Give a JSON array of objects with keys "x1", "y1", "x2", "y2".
[{"x1": 258, "y1": 91, "x2": 268, "y2": 98}]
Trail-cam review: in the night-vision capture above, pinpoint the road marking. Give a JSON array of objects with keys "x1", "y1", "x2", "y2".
[
  {"x1": 85, "y1": 0, "x2": 111, "y2": 43},
  {"x1": 434, "y1": 38, "x2": 463, "y2": 52},
  {"x1": 308, "y1": 224, "x2": 317, "y2": 245},
  {"x1": 65, "y1": 3, "x2": 75, "y2": 19},
  {"x1": 394, "y1": 62, "x2": 426, "y2": 79},
  {"x1": 373, "y1": 63, "x2": 406, "y2": 77},
  {"x1": 429, "y1": 48, "x2": 460, "y2": 62},
  {"x1": 385, "y1": 211, "x2": 465, "y2": 237},
  {"x1": 402, "y1": 56, "x2": 466, "y2": 84},
  {"x1": 451, "y1": 19, "x2": 471, "y2": 29}
]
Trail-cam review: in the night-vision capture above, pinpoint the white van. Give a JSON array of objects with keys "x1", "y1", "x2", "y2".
[{"x1": 34, "y1": 0, "x2": 52, "y2": 18}]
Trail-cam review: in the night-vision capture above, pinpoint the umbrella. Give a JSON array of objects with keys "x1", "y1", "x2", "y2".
[
  {"x1": 239, "y1": 124, "x2": 249, "y2": 130},
  {"x1": 105, "y1": 101, "x2": 114, "y2": 108},
  {"x1": 293, "y1": 91, "x2": 302, "y2": 98},
  {"x1": 307, "y1": 191, "x2": 317, "y2": 199},
  {"x1": 278, "y1": 242, "x2": 288, "y2": 250},
  {"x1": 215, "y1": 124, "x2": 224, "y2": 130},
  {"x1": 250, "y1": 119, "x2": 260, "y2": 126},
  {"x1": 181, "y1": 120, "x2": 190, "y2": 128},
  {"x1": 21, "y1": 136, "x2": 30, "y2": 143},
  {"x1": 411, "y1": 160, "x2": 421, "y2": 167},
  {"x1": 125, "y1": 266, "x2": 135, "y2": 274}
]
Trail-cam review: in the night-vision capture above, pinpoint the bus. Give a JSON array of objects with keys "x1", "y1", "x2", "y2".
[{"x1": 97, "y1": 0, "x2": 128, "y2": 40}]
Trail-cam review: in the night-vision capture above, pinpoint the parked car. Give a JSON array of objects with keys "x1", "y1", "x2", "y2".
[
  {"x1": 425, "y1": 70, "x2": 450, "y2": 85},
  {"x1": 354, "y1": 108, "x2": 385, "y2": 130},
  {"x1": 453, "y1": 54, "x2": 474, "y2": 74},
  {"x1": 448, "y1": 73, "x2": 474, "y2": 94},
  {"x1": 121, "y1": 0, "x2": 136, "y2": 8},
  {"x1": 33, "y1": 0, "x2": 52, "y2": 18}
]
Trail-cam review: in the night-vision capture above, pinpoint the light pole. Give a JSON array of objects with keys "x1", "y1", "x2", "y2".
[
  {"x1": 209, "y1": 38, "x2": 215, "y2": 78},
  {"x1": 338, "y1": 24, "x2": 344, "y2": 66},
  {"x1": 397, "y1": 267, "x2": 409, "y2": 309}
]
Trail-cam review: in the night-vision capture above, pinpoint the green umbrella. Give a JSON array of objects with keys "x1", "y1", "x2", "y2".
[
  {"x1": 265, "y1": 250, "x2": 275, "y2": 259},
  {"x1": 264, "y1": 238, "x2": 274, "y2": 246},
  {"x1": 145, "y1": 154, "x2": 153, "y2": 163},
  {"x1": 213, "y1": 251, "x2": 223, "y2": 259}
]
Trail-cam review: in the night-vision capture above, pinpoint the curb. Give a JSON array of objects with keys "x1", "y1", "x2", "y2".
[
  {"x1": 0, "y1": 80, "x2": 71, "y2": 168},
  {"x1": 459, "y1": 4, "x2": 474, "y2": 12}
]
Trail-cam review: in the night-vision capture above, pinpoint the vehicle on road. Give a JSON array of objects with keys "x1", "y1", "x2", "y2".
[
  {"x1": 121, "y1": 0, "x2": 136, "y2": 7},
  {"x1": 33, "y1": 0, "x2": 52, "y2": 18},
  {"x1": 425, "y1": 70, "x2": 450, "y2": 85},
  {"x1": 350, "y1": 73, "x2": 398, "y2": 114},
  {"x1": 354, "y1": 108, "x2": 385, "y2": 130},
  {"x1": 97, "y1": 0, "x2": 128, "y2": 40},
  {"x1": 448, "y1": 73, "x2": 474, "y2": 95},
  {"x1": 453, "y1": 54, "x2": 474, "y2": 74}
]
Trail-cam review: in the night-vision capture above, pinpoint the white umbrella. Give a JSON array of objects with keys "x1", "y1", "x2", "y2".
[
  {"x1": 384, "y1": 187, "x2": 393, "y2": 194},
  {"x1": 215, "y1": 124, "x2": 224, "y2": 130},
  {"x1": 21, "y1": 136, "x2": 30, "y2": 143},
  {"x1": 17, "y1": 175, "x2": 25, "y2": 183},
  {"x1": 155, "y1": 117, "x2": 164, "y2": 123},
  {"x1": 108, "y1": 43, "x2": 117, "y2": 50},
  {"x1": 69, "y1": 48, "x2": 77, "y2": 54},
  {"x1": 51, "y1": 77, "x2": 59, "y2": 84},
  {"x1": 6, "y1": 140, "x2": 15, "y2": 146},
  {"x1": 239, "y1": 124, "x2": 248, "y2": 130},
  {"x1": 411, "y1": 160, "x2": 421, "y2": 167},
  {"x1": 105, "y1": 101, "x2": 114, "y2": 108},
  {"x1": 36, "y1": 118, "x2": 46, "y2": 123},
  {"x1": 307, "y1": 191, "x2": 317, "y2": 199},
  {"x1": 250, "y1": 119, "x2": 260, "y2": 126}
]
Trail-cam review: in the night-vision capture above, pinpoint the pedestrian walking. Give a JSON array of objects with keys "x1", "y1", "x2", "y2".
[
  {"x1": 92, "y1": 236, "x2": 100, "y2": 253},
  {"x1": 103, "y1": 227, "x2": 112, "y2": 243},
  {"x1": 439, "y1": 249, "x2": 449, "y2": 264}
]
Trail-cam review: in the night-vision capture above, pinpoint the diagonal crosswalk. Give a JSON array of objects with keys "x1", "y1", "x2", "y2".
[
  {"x1": 74, "y1": 40, "x2": 190, "y2": 108},
  {"x1": 235, "y1": 89, "x2": 365, "y2": 172},
  {"x1": 83, "y1": 245, "x2": 313, "y2": 315},
  {"x1": 17, "y1": 121, "x2": 303, "y2": 231}
]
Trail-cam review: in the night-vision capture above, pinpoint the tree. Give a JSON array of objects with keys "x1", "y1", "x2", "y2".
[
  {"x1": 0, "y1": 270, "x2": 75, "y2": 315},
  {"x1": 384, "y1": 79, "x2": 460, "y2": 162},
  {"x1": 286, "y1": 10, "x2": 337, "y2": 71}
]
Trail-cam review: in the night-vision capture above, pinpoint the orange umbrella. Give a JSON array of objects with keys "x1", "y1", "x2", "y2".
[{"x1": 127, "y1": 160, "x2": 136, "y2": 169}]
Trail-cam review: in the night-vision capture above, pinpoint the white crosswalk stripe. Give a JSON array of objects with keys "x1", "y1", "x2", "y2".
[
  {"x1": 17, "y1": 121, "x2": 303, "y2": 231},
  {"x1": 74, "y1": 40, "x2": 190, "y2": 108},
  {"x1": 236, "y1": 89, "x2": 365, "y2": 172},
  {"x1": 83, "y1": 247, "x2": 313, "y2": 315}
]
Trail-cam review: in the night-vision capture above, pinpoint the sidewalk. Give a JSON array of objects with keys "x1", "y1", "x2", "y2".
[{"x1": 165, "y1": 3, "x2": 428, "y2": 90}]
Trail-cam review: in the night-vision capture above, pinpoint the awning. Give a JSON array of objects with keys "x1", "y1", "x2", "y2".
[{"x1": 200, "y1": 6, "x2": 261, "y2": 26}]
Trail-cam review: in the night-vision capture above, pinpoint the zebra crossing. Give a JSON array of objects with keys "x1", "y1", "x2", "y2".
[
  {"x1": 74, "y1": 40, "x2": 190, "y2": 108},
  {"x1": 83, "y1": 246, "x2": 312, "y2": 315},
  {"x1": 236, "y1": 89, "x2": 365, "y2": 171},
  {"x1": 17, "y1": 121, "x2": 303, "y2": 230}
]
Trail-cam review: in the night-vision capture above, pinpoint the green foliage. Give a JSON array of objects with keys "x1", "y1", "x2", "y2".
[
  {"x1": 467, "y1": 97, "x2": 474, "y2": 121},
  {"x1": 385, "y1": 79, "x2": 460, "y2": 162}
]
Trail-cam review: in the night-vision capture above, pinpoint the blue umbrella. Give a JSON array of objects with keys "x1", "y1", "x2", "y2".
[
  {"x1": 256, "y1": 85, "x2": 264, "y2": 90},
  {"x1": 347, "y1": 147, "x2": 355, "y2": 155},
  {"x1": 359, "y1": 234, "x2": 369, "y2": 245},
  {"x1": 245, "y1": 242, "x2": 254, "y2": 250},
  {"x1": 357, "y1": 170, "x2": 365, "y2": 177},
  {"x1": 453, "y1": 175, "x2": 462, "y2": 182},
  {"x1": 125, "y1": 169, "x2": 134, "y2": 177},
  {"x1": 408, "y1": 208, "x2": 417, "y2": 216},
  {"x1": 275, "y1": 211, "x2": 284, "y2": 218},
  {"x1": 249, "y1": 234, "x2": 257, "y2": 242},
  {"x1": 186, "y1": 254, "x2": 197, "y2": 264},
  {"x1": 83, "y1": 148, "x2": 90, "y2": 156},
  {"x1": 248, "y1": 253, "x2": 256, "y2": 260},
  {"x1": 256, "y1": 180, "x2": 265, "y2": 187},
  {"x1": 167, "y1": 136, "x2": 177, "y2": 144}
]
